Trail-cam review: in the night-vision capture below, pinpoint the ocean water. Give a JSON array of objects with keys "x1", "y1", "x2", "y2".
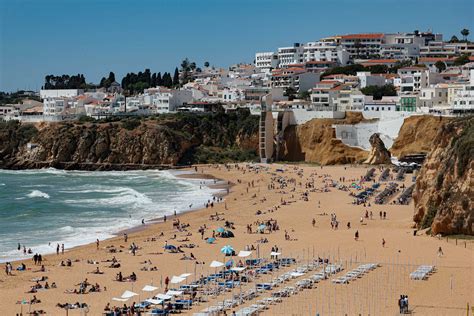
[{"x1": 0, "y1": 168, "x2": 219, "y2": 263}]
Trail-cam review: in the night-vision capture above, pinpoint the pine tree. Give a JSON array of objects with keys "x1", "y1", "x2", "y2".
[{"x1": 173, "y1": 67, "x2": 180, "y2": 87}]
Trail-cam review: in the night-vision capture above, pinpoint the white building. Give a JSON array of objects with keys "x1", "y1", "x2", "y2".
[
  {"x1": 419, "y1": 86, "x2": 448, "y2": 108},
  {"x1": 43, "y1": 97, "x2": 72, "y2": 116},
  {"x1": 221, "y1": 88, "x2": 244, "y2": 103},
  {"x1": 277, "y1": 43, "x2": 304, "y2": 67},
  {"x1": 340, "y1": 33, "x2": 385, "y2": 59},
  {"x1": 271, "y1": 67, "x2": 320, "y2": 92},
  {"x1": 303, "y1": 41, "x2": 350, "y2": 65},
  {"x1": 356, "y1": 72, "x2": 386, "y2": 88},
  {"x1": 150, "y1": 89, "x2": 193, "y2": 113},
  {"x1": 452, "y1": 69, "x2": 474, "y2": 112},
  {"x1": 40, "y1": 89, "x2": 83, "y2": 99},
  {"x1": 255, "y1": 52, "x2": 279, "y2": 71}
]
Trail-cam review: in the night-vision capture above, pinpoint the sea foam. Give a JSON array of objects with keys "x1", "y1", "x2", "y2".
[{"x1": 27, "y1": 190, "x2": 50, "y2": 199}]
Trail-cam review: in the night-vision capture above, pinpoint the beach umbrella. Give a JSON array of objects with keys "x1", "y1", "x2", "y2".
[
  {"x1": 216, "y1": 227, "x2": 225, "y2": 233},
  {"x1": 142, "y1": 285, "x2": 158, "y2": 292},
  {"x1": 145, "y1": 298, "x2": 163, "y2": 305},
  {"x1": 221, "y1": 245, "x2": 234, "y2": 256},
  {"x1": 209, "y1": 260, "x2": 224, "y2": 268},
  {"x1": 164, "y1": 245, "x2": 176, "y2": 250},
  {"x1": 166, "y1": 290, "x2": 183, "y2": 296},
  {"x1": 223, "y1": 230, "x2": 234, "y2": 238},
  {"x1": 258, "y1": 224, "x2": 266, "y2": 231},
  {"x1": 155, "y1": 293, "x2": 172, "y2": 300},
  {"x1": 179, "y1": 273, "x2": 192, "y2": 278},
  {"x1": 170, "y1": 276, "x2": 186, "y2": 284},
  {"x1": 237, "y1": 250, "x2": 252, "y2": 258},
  {"x1": 121, "y1": 290, "x2": 139, "y2": 299},
  {"x1": 206, "y1": 237, "x2": 216, "y2": 244}
]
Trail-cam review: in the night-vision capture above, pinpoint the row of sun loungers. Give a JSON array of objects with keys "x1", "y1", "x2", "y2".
[
  {"x1": 332, "y1": 263, "x2": 379, "y2": 284},
  {"x1": 375, "y1": 182, "x2": 399, "y2": 204},
  {"x1": 396, "y1": 184, "x2": 414, "y2": 205},
  {"x1": 410, "y1": 265, "x2": 436, "y2": 280},
  {"x1": 379, "y1": 168, "x2": 391, "y2": 181},
  {"x1": 363, "y1": 168, "x2": 376, "y2": 181},
  {"x1": 196, "y1": 260, "x2": 337, "y2": 315}
]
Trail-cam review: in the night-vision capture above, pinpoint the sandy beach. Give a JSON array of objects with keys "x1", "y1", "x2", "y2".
[{"x1": 1, "y1": 163, "x2": 473, "y2": 316}]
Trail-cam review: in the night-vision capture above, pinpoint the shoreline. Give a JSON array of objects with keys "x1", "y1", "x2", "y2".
[{"x1": 0, "y1": 166, "x2": 230, "y2": 264}]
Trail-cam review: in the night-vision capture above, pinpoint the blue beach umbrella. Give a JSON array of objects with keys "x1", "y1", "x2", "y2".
[
  {"x1": 216, "y1": 227, "x2": 225, "y2": 233},
  {"x1": 164, "y1": 245, "x2": 176, "y2": 250},
  {"x1": 258, "y1": 224, "x2": 266, "y2": 231},
  {"x1": 206, "y1": 237, "x2": 216, "y2": 244},
  {"x1": 220, "y1": 245, "x2": 234, "y2": 256}
]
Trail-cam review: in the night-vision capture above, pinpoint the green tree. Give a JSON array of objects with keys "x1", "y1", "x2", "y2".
[
  {"x1": 298, "y1": 90, "x2": 311, "y2": 101},
  {"x1": 434, "y1": 61, "x2": 446, "y2": 73},
  {"x1": 284, "y1": 87, "x2": 297, "y2": 101},
  {"x1": 453, "y1": 54, "x2": 470, "y2": 66},
  {"x1": 204, "y1": 61, "x2": 210, "y2": 68},
  {"x1": 461, "y1": 28, "x2": 470, "y2": 41},
  {"x1": 173, "y1": 67, "x2": 180, "y2": 87},
  {"x1": 450, "y1": 35, "x2": 459, "y2": 43},
  {"x1": 108, "y1": 72, "x2": 115, "y2": 83},
  {"x1": 361, "y1": 84, "x2": 397, "y2": 100}
]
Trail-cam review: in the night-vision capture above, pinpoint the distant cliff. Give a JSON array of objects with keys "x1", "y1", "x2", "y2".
[
  {"x1": 0, "y1": 110, "x2": 259, "y2": 170},
  {"x1": 413, "y1": 116, "x2": 473, "y2": 235}
]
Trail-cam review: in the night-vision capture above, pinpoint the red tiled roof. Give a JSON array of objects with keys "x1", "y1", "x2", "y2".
[
  {"x1": 419, "y1": 57, "x2": 451, "y2": 63},
  {"x1": 341, "y1": 33, "x2": 384, "y2": 40}
]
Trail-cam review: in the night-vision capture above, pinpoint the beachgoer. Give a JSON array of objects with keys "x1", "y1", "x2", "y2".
[
  {"x1": 438, "y1": 246, "x2": 443, "y2": 257},
  {"x1": 354, "y1": 230, "x2": 359, "y2": 241}
]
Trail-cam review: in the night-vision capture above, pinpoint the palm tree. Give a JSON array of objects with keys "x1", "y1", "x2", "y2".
[{"x1": 460, "y1": 28, "x2": 469, "y2": 41}]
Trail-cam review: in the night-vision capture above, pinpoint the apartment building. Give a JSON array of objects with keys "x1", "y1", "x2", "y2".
[
  {"x1": 303, "y1": 41, "x2": 350, "y2": 65},
  {"x1": 277, "y1": 43, "x2": 304, "y2": 67},
  {"x1": 419, "y1": 86, "x2": 448, "y2": 108},
  {"x1": 271, "y1": 67, "x2": 320, "y2": 92},
  {"x1": 340, "y1": 33, "x2": 385, "y2": 59},
  {"x1": 255, "y1": 52, "x2": 279, "y2": 71}
]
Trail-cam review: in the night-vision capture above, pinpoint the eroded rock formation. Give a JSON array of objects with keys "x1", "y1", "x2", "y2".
[{"x1": 364, "y1": 133, "x2": 391, "y2": 165}]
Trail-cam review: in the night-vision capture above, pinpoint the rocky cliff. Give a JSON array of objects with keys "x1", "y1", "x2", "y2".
[
  {"x1": 390, "y1": 115, "x2": 452, "y2": 158},
  {"x1": 0, "y1": 110, "x2": 259, "y2": 170},
  {"x1": 279, "y1": 112, "x2": 370, "y2": 165},
  {"x1": 413, "y1": 116, "x2": 473, "y2": 235}
]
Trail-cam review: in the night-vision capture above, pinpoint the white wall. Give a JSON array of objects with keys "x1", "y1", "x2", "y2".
[
  {"x1": 290, "y1": 109, "x2": 345, "y2": 125},
  {"x1": 334, "y1": 112, "x2": 417, "y2": 152},
  {"x1": 40, "y1": 89, "x2": 82, "y2": 99}
]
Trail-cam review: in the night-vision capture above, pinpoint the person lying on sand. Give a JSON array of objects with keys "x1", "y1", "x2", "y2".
[{"x1": 88, "y1": 267, "x2": 104, "y2": 274}]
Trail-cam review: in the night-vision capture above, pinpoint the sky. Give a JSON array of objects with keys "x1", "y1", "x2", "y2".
[{"x1": 0, "y1": 0, "x2": 473, "y2": 92}]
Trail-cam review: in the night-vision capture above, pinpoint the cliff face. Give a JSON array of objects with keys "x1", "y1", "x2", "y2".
[
  {"x1": 413, "y1": 116, "x2": 473, "y2": 235},
  {"x1": 279, "y1": 112, "x2": 369, "y2": 165},
  {"x1": 390, "y1": 115, "x2": 452, "y2": 158},
  {"x1": 0, "y1": 111, "x2": 259, "y2": 170}
]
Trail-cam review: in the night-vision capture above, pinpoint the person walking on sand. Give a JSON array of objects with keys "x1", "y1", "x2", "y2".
[
  {"x1": 96, "y1": 239, "x2": 100, "y2": 250},
  {"x1": 354, "y1": 230, "x2": 359, "y2": 241},
  {"x1": 438, "y1": 246, "x2": 444, "y2": 257},
  {"x1": 312, "y1": 218, "x2": 316, "y2": 227},
  {"x1": 56, "y1": 243, "x2": 60, "y2": 255},
  {"x1": 382, "y1": 238, "x2": 386, "y2": 248},
  {"x1": 61, "y1": 244, "x2": 64, "y2": 254}
]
